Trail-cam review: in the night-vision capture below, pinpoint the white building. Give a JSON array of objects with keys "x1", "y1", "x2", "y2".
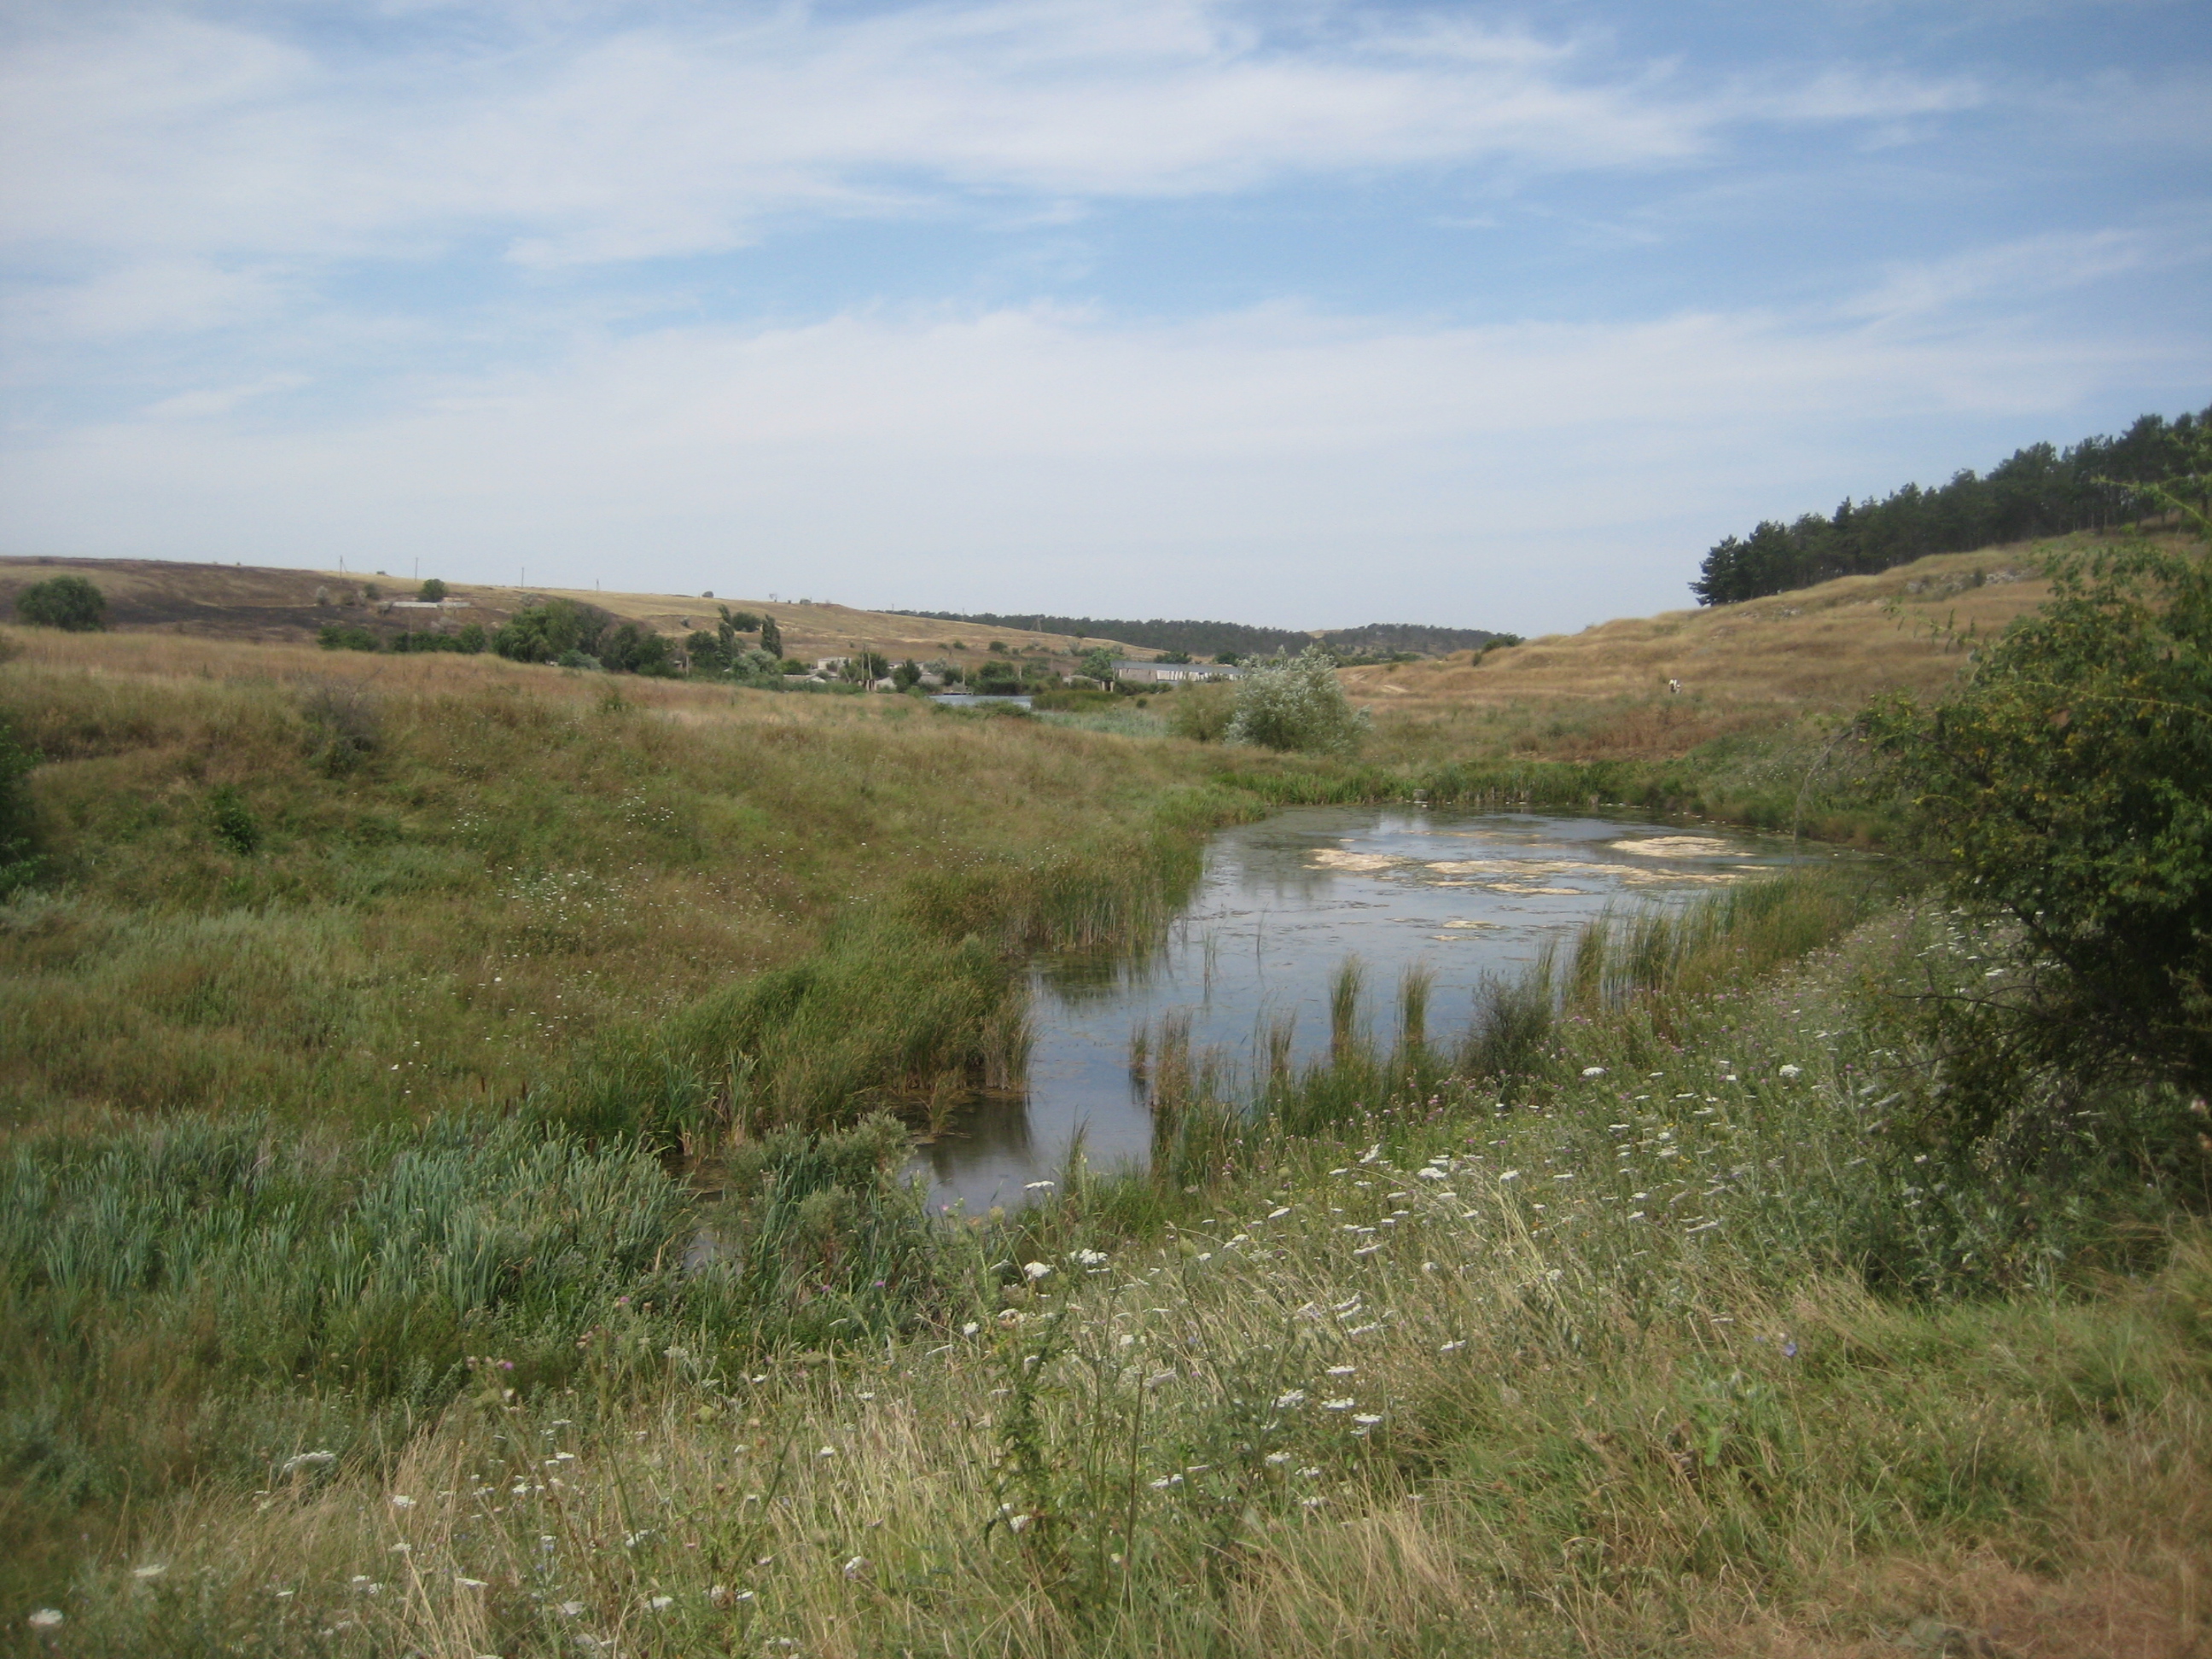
[{"x1": 1110, "y1": 660, "x2": 1247, "y2": 685}]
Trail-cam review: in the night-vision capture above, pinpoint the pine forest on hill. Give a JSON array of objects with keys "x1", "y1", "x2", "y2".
[{"x1": 1691, "y1": 401, "x2": 2210, "y2": 606}]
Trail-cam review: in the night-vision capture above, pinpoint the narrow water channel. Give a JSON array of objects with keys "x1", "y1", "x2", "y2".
[{"x1": 911, "y1": 806, "x2": 1839, "y2": 1212}]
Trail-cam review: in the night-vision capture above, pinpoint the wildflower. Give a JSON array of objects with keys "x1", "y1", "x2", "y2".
[
  {"x1": 843, "y1": 1557, "x2": 868, "y2": 1580},
  {"x1": 1782, "y1": 1341, "x2": 1799, "y2": 1359},
  {"x1": 457, "y1": 1577, "x2": 488, "y2": 1589},
  {"x1": 1439, "y1": 1340, "x2": 1466, "y2": 1353},
  {"x1": 559, "y1": 1601, "x2": 587, "y2": 1616},
  {"x1": 1778, "y1": 1064, "x2": 1802, "y2": 1079},
  {"x1": 1353, "y1": 1413, "x2": 1383, "y2": 1426},
  {"x1": 1071, "y1": 1249, "x2": 1108, "y2": 1266},
  {"x1": 1265, "y1": 1451, "x2": 1294, "y2": 1466},
  {"x1": 27, "y1": 1610, "x2": 62, "y2": 1629},
  {"x1": 1325, "y1": 1365, "x2": 1356, "y2": 1377},
  {"x1": 1322, "y1": 1397, "x2": 1355, "y2": 1411},
  {"x1": 1273, "y1": 1389, "x2": 1308, "y2": 1409},
  {"x1": 1499, "y1": 1169, "x2": 1521, "y2": 1182},
  {"x1": 1022, "y1": 1261, "x2": 1053, "y2": 1282},
  {"x1": 278, "y1": 1450, "x2": 336, "y2": 1475},
  {"x1": 1300, "y1": 1496, "x2": 1327, "y2": 1509},
  {"x1": 1415, "y1": 1167, "x2": 1447, "y2": 1181},
  {"x1": 389, "y1": 1494, "x2": 415, "y2": 1510},
  {"x1": 960, "y1": 1321, "x2": 981, "y2": 1336},
  {"x1": 131, "y1": 1564, "x2": 166, "y2": 1580},
  {"x1": 1581, "y1": 1067, "x2": 1607, "y2": 1079},
  {"x1": 1150, "y1": 1473, "x2": 1183, "y2": 1488},
  {"x1": 1358, "y1": 1143, "x2": 1382, "y2": 1164},
  {"x1": 817, "y1": 1446, "x2": 837, "y2": 1458}
]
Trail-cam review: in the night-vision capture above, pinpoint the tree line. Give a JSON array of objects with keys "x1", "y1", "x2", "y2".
[
  {"x1": 1692, "y1": 403, "x2": 2211, "y2": 607},
  {"x1": 890, "y1": 611, "x2": 1509, "y2": 661}
]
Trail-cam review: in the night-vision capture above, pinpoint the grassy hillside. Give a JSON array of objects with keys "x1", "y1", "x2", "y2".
[
  {"x1": 1341, "y1": 541, "x2": 2094, "y2": 764},
  {"x1": 2, "y1": 542, "x2": 2205, "y2": 1656},
  {"x1": 0, "y1": 556, "x2": 1161, "y2": 669}
]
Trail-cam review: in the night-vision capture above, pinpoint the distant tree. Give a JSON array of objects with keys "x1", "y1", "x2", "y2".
[
  {"x1": 987, "y1": 640, "x2": 1009, "y2": 654},
  {"x1": 317, "y1": 623, "x2": 380, "y2": 652},
  {"x1": 417, "y1": 578, "x2": 449, "y2": 602},
  {"x1": 455, "y1": 622, "x2": 487, "y2": 654},
  {"x1": 1079, "y1": 647, "x2": 1118, "y2": 683},
  {"x1": 893, "y1": 659, "x2": 923, "y2": 690},
  {"x1": 1155, "y1": 650, "x2": 1192, "y2": 664},
  {"x1": 14, "y1": 575, "x2": 107, "y2": 632},
  {"x1": 759, "y1": 615, "x2": 783, "y2": 660},
  {"x1": 1214, "y1": 651, "x2": 1241, "y2": 666},
  {"x1": 1225, "y1": 646, "x2": 1369, "y2": 756},
  {"x1": 493, "y1": 599, "x2": 597, "y2": 663},
  {"x1": 973, "y1": 659, "x2": 1022, "y2": 695},
  {"x1": 1166, "y1": 682, "x2": 1237, "y2": 742}
]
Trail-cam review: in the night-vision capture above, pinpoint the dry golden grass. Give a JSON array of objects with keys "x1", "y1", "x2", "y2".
[{"x1": 1339, "y1": 538, "x2": 2177, "y2": 763}]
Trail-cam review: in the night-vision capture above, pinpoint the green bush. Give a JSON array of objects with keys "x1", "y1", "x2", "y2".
[
  {"x1": 1224, "y1": 646, "x2": 1369, "y2": 755},
  {"x1": 206, "y1": 785, "x2": 261, "y2": 855},
  {"x1": 416, "y1": 578, "x2": 448, "y2": 602},
  {"x1": 1871, "y1": 533, "x2": 2212, "y2": 1102},
  {"x1": 14, "y1": 574, "x2": 107, "y2": 632},
  {"x1": 316, "y1": 622, "x2": 379, "y2": 651},
  {"x1": 1165, "y1": 681, "x2": 1237, "y2": 742}
]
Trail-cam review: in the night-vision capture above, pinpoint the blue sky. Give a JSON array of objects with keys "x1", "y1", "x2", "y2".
[{"x1": 2, "y1": 0, "x2": 2206, "y2": 635}]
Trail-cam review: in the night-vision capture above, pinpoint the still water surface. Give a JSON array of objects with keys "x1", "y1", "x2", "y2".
[{"x1": 911, "y1": 806, "x2": 1833, "y2": 1212}]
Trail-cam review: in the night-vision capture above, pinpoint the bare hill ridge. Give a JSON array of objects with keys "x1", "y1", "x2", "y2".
[{"x1": 0, "y1": 557, "x2": 1159, "y2": 667}]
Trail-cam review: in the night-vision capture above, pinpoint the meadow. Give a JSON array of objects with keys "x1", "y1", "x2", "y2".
[{"x1": 2, "y1": 572, "x2": 2206, "y2": 1656}]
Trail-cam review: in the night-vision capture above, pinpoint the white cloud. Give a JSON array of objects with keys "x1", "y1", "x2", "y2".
[
  {"x1": 0, "y1": 1, "x2": 1979, "y2": 270},
  {"x1": 6, "y1": 285, "x2": 2195, "y2": 632}
]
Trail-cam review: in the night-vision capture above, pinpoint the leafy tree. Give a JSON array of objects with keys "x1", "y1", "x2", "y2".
[
  {"x1": 493, "y1": 599, "x2": 598, "y2": 663},
  {"x1": 596, "y1": 621, "x2": 678, "y2": 677},
  {"x1": 1166, "y1": 682, "x2": 1237, "y2": 742},
  {"x1": 1078, "y1": 647, "x2": 1118, "y2": 683},
  {"x1": 1155, "y1": 650, "x2": 1192, "y2": 664},
  {"x1": 417, "y1": 578, "x2": 449, "y2": 602},
  {"x1": 1871, "y1": 450, "x2": 2212, "y2": 1100},
  {"x1": 893, "y1": 659, "x2": 923, "y2": 690},
  {"x1": 1225, "y1": 646, "x2": 1369, "y2": 756},
  {"x1": 14, "y1": 575, "x2": 107, "y2": 632},
  {"x1": 973, "y1": 660, "x2": 1022, "y2": 695},
  {"x1": 759, "y1": 615, "x2": 782, "y2": 660},
  {"x1": 455, "y1": 621, "x2": 487, "y2": 654}
]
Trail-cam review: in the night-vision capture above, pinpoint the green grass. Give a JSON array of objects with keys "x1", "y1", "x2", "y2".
[{"x1": 2, "y1": 626, "x2": 2206, "y2": 1655}]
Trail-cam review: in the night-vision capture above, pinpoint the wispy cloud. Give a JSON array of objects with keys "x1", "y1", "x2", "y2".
[{"x1": 0, "y1": 1, "x2": 1981, "y2": 271}]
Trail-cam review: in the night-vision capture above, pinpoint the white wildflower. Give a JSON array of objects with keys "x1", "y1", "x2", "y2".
[
  {"x1": 1022, "y1": 1261, "x2": 1053, "y2": 1282},
  {"x1": 1322, "y1": 1397, "x2": 1356, "y2": 1411},
  {"x1": 1778, "y1": 1064, "x2": 1803, "y2": 1079},
  {"x1": 1273, "y1": 1389, "x2": 1308, "y2": 1409},
  {"x1": 1581, "y1": 1067, "x2": 1608, "y2": 1078},
  {"x1": 389, "y1": 1494, "x2": 415, "y2": 1510},
  {"x1": 27, "y1": 1610, "x2": 62, "y2": 1629},
  {"x1": 842, "y1": 1557, "x2": 869, "y2": 1580}
]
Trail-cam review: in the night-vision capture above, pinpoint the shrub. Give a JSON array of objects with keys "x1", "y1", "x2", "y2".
[
  {"x1": 493, "y1": 599, "x2": 600, "y2": 663},
  {"x1": 1871, "y1": 529, "x2": 2212, "y2": 1101},
  {"x1": 1166, "y1": 682, "x2": 1237, "y2": 742},
  {"x1": 207, "y1": 785, "x2": 261, "y2": 855},
  {"x1": 14, "y1": 574, "x2": 107, "y2": 632},
  {"x1": 416, "y1": 577, "x2": 448, "y2": 602},
  {"x1": 317, "y1": 622, "x2": 380, "y2": 652},
  {"x1": 1224, "y1": 646, "x2": 1369, "y2": 755}
]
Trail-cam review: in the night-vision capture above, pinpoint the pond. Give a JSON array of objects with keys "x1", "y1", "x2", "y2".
[{"x1": 910, "y1": 806, "x2": 1842, "y2": 1213}]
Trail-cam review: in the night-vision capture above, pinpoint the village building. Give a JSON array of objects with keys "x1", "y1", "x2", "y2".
[{"x1": 1110, "y1": 660, "x2": 1247, "y2": 686}]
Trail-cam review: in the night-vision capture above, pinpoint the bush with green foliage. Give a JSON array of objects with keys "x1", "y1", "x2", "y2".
[
  {"x1": 416, "y1": 577, "x2": 448, "y2": 602},
  {"x1": 317, "y1": 622, "x2": 380, "y2": 652},
  {"x1": 206, "y1": 785, "x2": 261, "y2": 855},
  {"x1": 1165, "y1": 681, "x2": 1237, "y2": 742},
  {"x1": 492, "y1": 598, "x2": 598, "y2": 663},
  {"x1": 1871, "y1": 491, "x2": 2212, "y2": 1107},
  {"x1": 13, "y1": 574, "x2": 107, "y2": 632},
  {"x1": 972, "y1": 659, "x2": 1022, "y2": 695},
  {"x1": 1224, "y1": 645, "x2": 1369, "y2": 756}
]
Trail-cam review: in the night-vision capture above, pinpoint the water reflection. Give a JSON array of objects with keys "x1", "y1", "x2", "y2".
[{"x1": 911, "y1": 806, "x2": 1834, "y2": 1214}]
